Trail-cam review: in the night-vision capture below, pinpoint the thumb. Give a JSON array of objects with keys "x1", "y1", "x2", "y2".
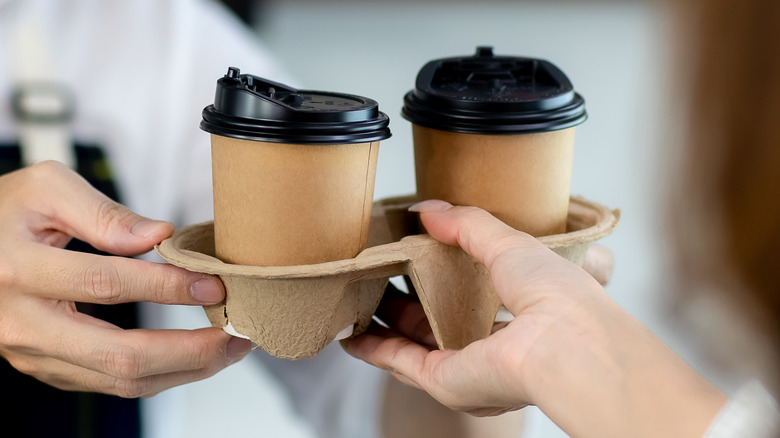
[
  {"x1": 34, "y1": 161, "x2": 174, "y2": 256},
  {"x1": 409, "y1": 199, "x2": 545, "y2": 272},
  {"x1": 408, "y1": 199, "x2": 596, "y2": 315}
]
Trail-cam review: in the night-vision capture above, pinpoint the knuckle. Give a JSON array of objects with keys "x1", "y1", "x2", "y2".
[
  {"x1": 23, "y1": 161, "x2": 69, "y2": 193},
  {"x1": 491, "y1": 235, "x2": 526, "y2": 259},
  {"x1": 457, "y1": 204, "x2": 488, "y2": 220},
  {"x1": 0, "y1": 259, "x2": 17, "y2": 290},
  {"x1": 149, "y1": 264, "x2": 186, "y2": 303},
  {"x1": 5, "y1": 354, "x2": 38, "y2": 376},
  {"x1": 27, "y1": 160, "x2": 67, "y2": 181},
  {"x1": 80, "y1": 262, "x2": 124, "y2": 303},
  {"x1": 485, "y1": 234, "x2": 533, "y2": 273},
  {"x1": 111, "y1": 377, "x2": 151, "y2": 398},
  {"x1": 458, "y1": 205, "x2": 488, "y2": 217},
  {"x1": 185, "y1": 335, "x2": 214, "y2": 370},
  {"x1": 99, "y1": 342, "x2": 145, "y2": 380},
  {"x1": 0, "y1": 319, "x2": 28, "y2": 350},
  {"x1": 385, "y1": 338, "x2": 410, "y2": 367},
  {"x1": 454, "y1": 204, "x2": 489, "y2": 224},
  {"x1": 93, "y1": 199, "x2": 130, "y2": 241},
  {"x1": 456, "y1": 222, "x2": 474, "y2": 251}
]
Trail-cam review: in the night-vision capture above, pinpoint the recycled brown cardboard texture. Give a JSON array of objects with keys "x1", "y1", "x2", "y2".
[
  {"x1": 413, "y1": 125, "x2": 575, "y2": 237},
  {"x1": 211, "y1": 134, "x2": 380, "y2": 266},
  {"x1": 156, "y1": 195, "x2": 619, "y2": 360}
]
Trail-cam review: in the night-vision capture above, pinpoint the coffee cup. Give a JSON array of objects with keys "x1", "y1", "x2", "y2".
[
  {"x1": 201, "y1": 68, "x2": 391, "y2": 266},
  {"x1": 402, "y1": 47, "x2": 587, "y2": 236}
]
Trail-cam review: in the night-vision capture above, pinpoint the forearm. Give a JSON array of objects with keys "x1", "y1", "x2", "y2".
[{"x1": 525, "y1": 298, "x2": 727, "y2": 438}]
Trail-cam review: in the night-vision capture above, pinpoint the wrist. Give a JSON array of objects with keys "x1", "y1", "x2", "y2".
[{"x1": 523, "y1": 296, "x2": 727, "y2": 437}]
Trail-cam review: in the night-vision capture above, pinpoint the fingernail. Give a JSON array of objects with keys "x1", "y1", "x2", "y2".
[
  {"x1": 408, "y1": 200, "x2": 453, "y2": 213},
  {"x1": 190, "y1": 277, "x2": 224, "y2": 303},
  {"x1": 131, "y1": 219, "x2": 169, "y2": 238},
  {"x1": 226, "y1": 336, "x2": 252, "y2": 365}
]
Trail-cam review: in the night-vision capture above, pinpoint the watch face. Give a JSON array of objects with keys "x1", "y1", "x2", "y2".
[{"x1": 11, "y1": 83, "x2": 75, "y2": 123}]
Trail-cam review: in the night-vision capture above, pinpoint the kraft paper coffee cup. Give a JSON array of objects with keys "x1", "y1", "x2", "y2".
[
  {"x1": 402, "y1": 47, "x2": 587, "y2": 236},
  {"x1": 201, "y1": 68, "x2": 391, "y2": 266}
]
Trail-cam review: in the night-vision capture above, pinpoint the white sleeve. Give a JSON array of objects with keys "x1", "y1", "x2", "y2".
[
  {"x1": 167, "y1": 0, "x2": 300, "y2": 227},
  {"x1": 704, "y1": 380, "x2": 780, "y2": 438}
]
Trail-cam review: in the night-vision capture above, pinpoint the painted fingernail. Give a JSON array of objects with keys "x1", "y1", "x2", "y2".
[
  {"x1": 131, "y1": 219, "x2": 169, "y2": 238},
  {"x1": 226, "y1": 336, "x2": 252, "y2": 365},
  {"x1": 408, "y1": 200, "x2": 453, "y2": 213},
  {"x1": 190, "y1": 277, "x2": 224, "y2": 303}
]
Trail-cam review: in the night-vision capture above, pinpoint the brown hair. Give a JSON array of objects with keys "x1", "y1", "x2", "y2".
[{"x1": 675, "y1": 0, "x2": 780, "y2": 387}]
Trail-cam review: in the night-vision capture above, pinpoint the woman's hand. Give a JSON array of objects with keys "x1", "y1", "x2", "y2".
[
  {"x1": 346, "y1": 199, "x2": 610, "y2": 415},
  {"x1": 344, "y1": 200, "x2": 727, "y2": 437},
  {"x1": 0, "y1": 161, "x2": 251, "y2": 397}
]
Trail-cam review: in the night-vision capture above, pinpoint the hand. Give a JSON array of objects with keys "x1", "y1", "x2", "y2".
[
  {"x1": 583, "y1": 244, "x2": 614, "y2": 286},
  {"x1": 344, "y1": 200, "x2": 726, "y2": 437},
  {"x1": 0, "y1": 161, "x2": 251, "y2": 397},
  {"x1": 347, "y1": 199, "x2": 606, "y2": 415}
]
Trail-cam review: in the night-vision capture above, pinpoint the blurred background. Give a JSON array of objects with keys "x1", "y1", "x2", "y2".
[{"x1": 165, "y1": 0, "x2": 733, "y2": 436}]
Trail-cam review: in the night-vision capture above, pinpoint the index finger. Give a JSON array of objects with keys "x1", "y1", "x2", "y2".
[{"x1": 12, "y1": 243, "x2": 224, "y2": 305}]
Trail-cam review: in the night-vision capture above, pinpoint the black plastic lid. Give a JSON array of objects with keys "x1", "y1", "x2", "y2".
[
  {"x1": 201, "y1": 67, "x2": 391, "y2": 144},
  {"x1": 402, "y1": 47, "x2": 587, "y2": 134}
]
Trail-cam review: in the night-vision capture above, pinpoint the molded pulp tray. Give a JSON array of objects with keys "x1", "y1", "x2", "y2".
[{"x1": 156, "y1": 195, "x2": 620, "y2": 360}]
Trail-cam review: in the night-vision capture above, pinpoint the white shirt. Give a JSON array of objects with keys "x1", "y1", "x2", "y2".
[
  {"x1": 705, "y1": 380, "x2": 780, "y2": 438},
  {"x1": 0, "y1": 1, "x2": 384, "y2": 437}
]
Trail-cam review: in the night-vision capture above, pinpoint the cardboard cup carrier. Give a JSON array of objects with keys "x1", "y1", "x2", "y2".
[
  {"x1": 402, "y1": 46, "x2": 588, "y2": 236},
  {"x1": 157, "y1": 59, "x2": 618, "y2": 360}
]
